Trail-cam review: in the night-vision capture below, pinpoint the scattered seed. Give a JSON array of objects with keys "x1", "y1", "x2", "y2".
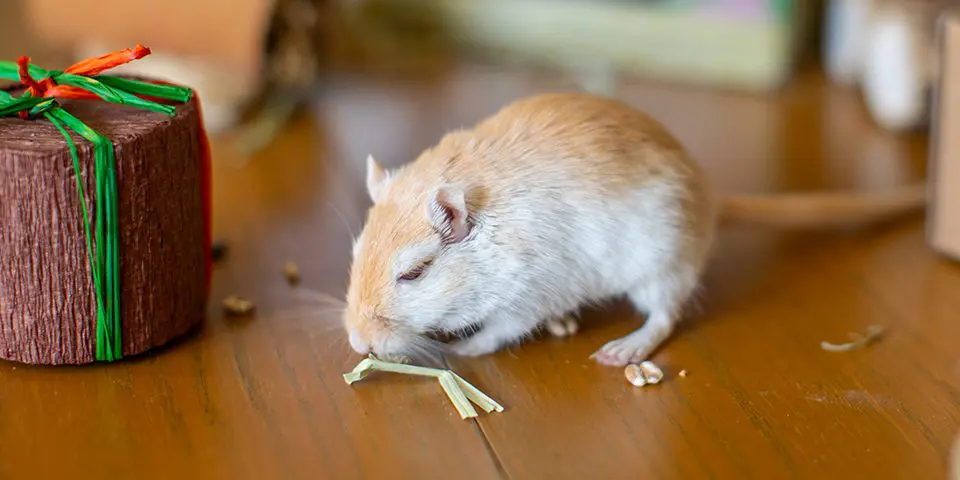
[
  {"x1": 625, "y1": 361, "x2": 666, "y2": 387},
  {"x1": 283, "y1": 261, "x2": 300, "y2": 285},
  {"x1": 211, "y1": 240, "x2": 228, "y2": 262},
  {"x1": 821, "y1": 324, "x2": 886, "y2": 352},
  {"x1": 223, "y1": 295, "x2": 255, "y2": 316},
  {"x1": 639, "y1": 361, "x2": 664, "y2": 384},
  {"x1": 624, "y1": 364, "x2": 647, "y2": 386}
]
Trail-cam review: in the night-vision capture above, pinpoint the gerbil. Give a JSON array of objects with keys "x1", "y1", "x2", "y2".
[{"x1": 342, "y1": 92, "x2": 926, "y2": 367}]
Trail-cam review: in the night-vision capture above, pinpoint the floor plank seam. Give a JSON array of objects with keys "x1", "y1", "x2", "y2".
[
  {"x1": 442, "y1": 355, "x2": 511, "y2": 479},
  {"x1": 473, "y1": 421, "x2": 511, "y2": 480}
]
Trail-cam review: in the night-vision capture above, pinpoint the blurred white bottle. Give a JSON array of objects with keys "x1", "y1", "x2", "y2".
[{"x1": 823, "y1": 0, "x2": 873, "y2": 85}]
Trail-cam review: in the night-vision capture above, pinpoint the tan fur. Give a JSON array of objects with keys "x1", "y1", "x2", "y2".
[{"x1": 345, "y1": 200, "x2": 433, "y2": 341}]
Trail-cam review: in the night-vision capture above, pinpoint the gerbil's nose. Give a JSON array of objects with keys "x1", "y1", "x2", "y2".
[{"x1": 348, "y1": 330, "x2": 371, "y2": 355}]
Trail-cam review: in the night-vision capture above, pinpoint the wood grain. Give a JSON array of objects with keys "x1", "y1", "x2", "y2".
[{"x1": 0, "y1": 62, "x2": 958, "y2": 479}]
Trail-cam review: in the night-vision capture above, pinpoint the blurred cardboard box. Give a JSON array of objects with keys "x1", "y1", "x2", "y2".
[
  {"x1": 24, "y1": 0, "x2": 275, "y2": 80},
  {"x1": 23, "y1": 0, "x2": 277, "y2": 132},
  {"x1": 929, "y1": 9, "x2": 960, "y2": 260}
]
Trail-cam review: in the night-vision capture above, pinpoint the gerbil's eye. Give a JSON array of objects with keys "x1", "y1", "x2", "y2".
[{"x1": 398, "y1": 260, "x2": 432, "y2": 282}]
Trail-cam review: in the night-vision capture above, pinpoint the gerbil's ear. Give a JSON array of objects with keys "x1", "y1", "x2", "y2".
[
  {"x1": 426, "y1": 184, "x2": 471, "y2": 245},
  {"x1": 366, "y1": 154, "x2": 388, "y2": 203}
]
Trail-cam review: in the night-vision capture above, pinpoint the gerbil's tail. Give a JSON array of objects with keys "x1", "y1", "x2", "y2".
[{"x1": 718, "y1": 181, "x2": 927, "y2": 229}]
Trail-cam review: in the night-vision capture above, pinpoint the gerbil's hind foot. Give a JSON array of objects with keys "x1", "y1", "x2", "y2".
[
  {"x1": 544, "y1": 315, "x2": 579, "y2": 338},
  {"x1": 590, "y1": 311, "x2": 676, "y2": 367}
]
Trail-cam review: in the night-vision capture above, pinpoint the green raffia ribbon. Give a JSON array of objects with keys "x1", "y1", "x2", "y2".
[{"x1": 0, "y1": 51, "x2": 193, "y2": 361}]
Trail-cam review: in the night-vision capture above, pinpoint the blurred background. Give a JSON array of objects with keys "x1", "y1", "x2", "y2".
[
  {"x1": 0, "y1": 0, "x2": 954, "y2": 236},
  {"x1": 0, "y1": 0, "x2": 943, "y2": 146}
]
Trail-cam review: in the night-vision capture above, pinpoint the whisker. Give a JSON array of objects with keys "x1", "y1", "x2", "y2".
[
  {"x1": 270, "y1": 307, "x2": 344, "y2": 324},
  {"x1": 305, "y1": 321, "x2": 347, "y2": 334},
  {"x1": 295, "y1": 321, "x2": 347, "y2": 343},
  {"x1": 406, "y1": 335, "x2": 446, "y2": 367},
  {"x1": 284, "y1": 288, "x2": 348, "y2": 306},
  {"x1": 323, "y1": 330, "x2": 346, "y2": 351},
  {"x1": 327, "y1": 201, "x2": 358, "y2": 243},
  {"x1": 274, "y1": 304, "x2": 344, "y2": 314}
]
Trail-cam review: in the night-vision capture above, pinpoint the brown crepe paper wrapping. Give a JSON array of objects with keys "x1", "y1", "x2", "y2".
[{"x1": 0, "y1": 90, "x2": 207, "y2": 365}]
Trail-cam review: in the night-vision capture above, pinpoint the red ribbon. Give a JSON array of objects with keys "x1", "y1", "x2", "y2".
[{"x1": 15, "y1": 45, "x2": 152, "y2": 117}]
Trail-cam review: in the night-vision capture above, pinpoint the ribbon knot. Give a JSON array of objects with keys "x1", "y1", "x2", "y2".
[
  {"x1": 17, "y1": 57, "x2": 52, "y2": 109},
  {"x1": 13, "y1": 45, "x2": 152, "y2": 119}
]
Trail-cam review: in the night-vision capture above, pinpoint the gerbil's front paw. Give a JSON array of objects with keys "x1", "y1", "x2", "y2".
[
  {"x1": 544, "y1": 315, "x2": 579, "y2": 338},
  {"x1": 590, "y1": 336, "x2": 654, "y2": 367},
  {"x1": 448, "y1": 337, "x2": 500, "y2": 357}
]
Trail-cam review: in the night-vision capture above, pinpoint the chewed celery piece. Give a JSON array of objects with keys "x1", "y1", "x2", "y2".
[
  {"x1": 438, "y1": 371, "x2": 479, "y2": 419},
  {"x1": 342, "y1": 354, "x2": 504, "y2": 419}
]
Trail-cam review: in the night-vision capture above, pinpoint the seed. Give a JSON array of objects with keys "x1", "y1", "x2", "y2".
[
  {"x1": 624, "y1": 364, "x2": 647, "y2": 386},
  {"x1": 223, "y1": 295, "x2": 255, "y2": 316},
  {"x1": 211, "y1": 240, "x2": 228, "y2": 262},
  {"x1": 625, "y1": 361, "x2": 667, "y2": 387},
  {"x1": 283, "y1": 261, "x2": 300, "y2": 285},
  {"x1": 678, "y1": 369, "x2": 688, "y2": 377},
  {"x1": 639, "y1": 361, "x2": 664, "y2": 384}
]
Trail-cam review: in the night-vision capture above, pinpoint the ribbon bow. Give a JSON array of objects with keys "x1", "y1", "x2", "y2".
[{"x1": 0, "y1": 46, "x2": 212, "y2": 362}]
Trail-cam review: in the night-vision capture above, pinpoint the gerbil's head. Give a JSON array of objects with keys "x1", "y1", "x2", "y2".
[{"x1": 343, "y1": 155, "x2": 477, "y2": 360}]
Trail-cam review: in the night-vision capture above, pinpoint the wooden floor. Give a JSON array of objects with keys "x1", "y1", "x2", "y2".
[{"x1": 2, "y1": 61, "x2": 960, "y2": 480}]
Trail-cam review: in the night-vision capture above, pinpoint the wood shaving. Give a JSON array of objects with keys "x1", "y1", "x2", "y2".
[
  {"x1": 821, "y1": 324, "x2": 886, "y2": 352},
  {"x1": 222, "y1": 295, "x2": 255, "y2": 316},
  {"x1": 283, "y1": 260, "x2": 300, "y2": 285}
]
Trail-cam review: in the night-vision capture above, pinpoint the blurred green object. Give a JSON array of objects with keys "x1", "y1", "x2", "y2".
[
  {"x1": 770, "y1": 0, "x2": 795, "y2": 22},
  {"x1": 422, "y1": 0, "x2": 811, "y2": 91}
]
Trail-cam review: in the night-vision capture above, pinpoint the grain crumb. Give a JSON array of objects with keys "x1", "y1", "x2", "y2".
[
  {"x1": 678, "y1": 369, "x2": 688, "y2": 377},
  {"x1": 223, "y1": 295, "x2": 255, "y2": 316},
  {"x1": 379, "y1": 354, "x2": 412, "y2": 364},
  {"x1": 283, "y1": 261, "x2": 300, "y2": 285}
]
